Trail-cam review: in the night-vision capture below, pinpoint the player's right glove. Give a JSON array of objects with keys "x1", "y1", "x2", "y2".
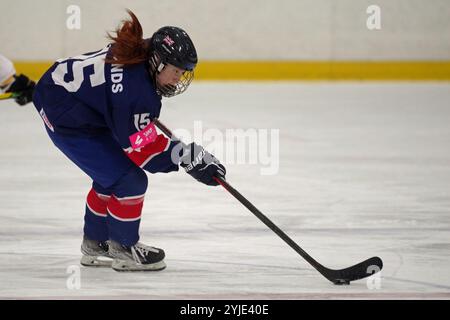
[
  {"x1": 7, "y1": 74, "x2": 35, "y2": 106},
  {"x1": 180, "y1": 142, "x2": 226, "y2": 186}
]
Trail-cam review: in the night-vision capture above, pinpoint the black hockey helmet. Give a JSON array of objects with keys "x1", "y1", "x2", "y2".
[{"x1": 148, "y1": 26, "x2": 198, "y2": 97}]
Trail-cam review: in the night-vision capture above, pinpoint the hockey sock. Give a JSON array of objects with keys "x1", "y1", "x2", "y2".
[
  {"x1": 84, "y1": 187, "x2": 111, "y2": 241},
  {"x1": 106, "y1": 168, "x2": 148, "y2": 246}
]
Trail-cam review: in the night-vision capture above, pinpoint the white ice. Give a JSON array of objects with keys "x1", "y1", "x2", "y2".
[{"x1": 0, "y1": 82, "x2": 449, "y2": 299}]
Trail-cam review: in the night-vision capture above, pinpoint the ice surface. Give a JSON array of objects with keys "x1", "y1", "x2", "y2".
[{"x1": 0, "y1": 82, "x2": 449, "y2": 299}]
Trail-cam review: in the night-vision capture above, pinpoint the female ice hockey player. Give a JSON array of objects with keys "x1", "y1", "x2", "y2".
[
  {"x1": 32, "y1": 10, "x2": 226, "y2": 272},
  {"x1": 0, "y1": 54, "x2": 35, "y2": 105}
]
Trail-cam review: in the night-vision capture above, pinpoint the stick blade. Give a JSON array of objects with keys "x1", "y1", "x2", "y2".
[{"x1": 323, "y1": 256, "x2": 383, "y2": 285}]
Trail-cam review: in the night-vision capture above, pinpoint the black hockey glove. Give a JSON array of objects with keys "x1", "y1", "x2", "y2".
[
  {"x1": 180, "y1": 142, "x2": 226, "y2": 186},
  {"x1": 7, "y1": 74, "x2": 35, "y2": 106}
]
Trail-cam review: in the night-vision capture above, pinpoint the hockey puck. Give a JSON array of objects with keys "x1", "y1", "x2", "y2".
[{"x1": 333, "y1": 279, "x2": 350, "y2": 285}]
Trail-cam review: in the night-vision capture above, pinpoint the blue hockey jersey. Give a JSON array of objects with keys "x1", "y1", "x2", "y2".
[{"x1": 33, "y1": 45, "x2": 162, "y2": 150}]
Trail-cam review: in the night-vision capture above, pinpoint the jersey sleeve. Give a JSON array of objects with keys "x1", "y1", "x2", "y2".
[
  {"x1": 105, "y1": 63, "x2": 175, "y2": 169},
  {"x1": 106, "y1": 62, "x2": 161, "y2": 146}
]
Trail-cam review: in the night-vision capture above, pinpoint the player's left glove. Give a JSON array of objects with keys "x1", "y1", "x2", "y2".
[
  {"x1": 180, "y1": 142, "x2": 226, "y2": 186},
  {"x1": 7, "y1": 74, "x2": 35, "y2": 106}
]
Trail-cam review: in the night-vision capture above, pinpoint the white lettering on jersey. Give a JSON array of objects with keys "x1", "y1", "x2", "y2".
[
  {"x1": 51, "y1": 46, "x2": 108, "y2": 92},
  {"x1": 111, "y1": 64, "x2": 124, "y2": 93},
  {"x1": 133, "y1": 113, "x2": 151, "y2": 131}
]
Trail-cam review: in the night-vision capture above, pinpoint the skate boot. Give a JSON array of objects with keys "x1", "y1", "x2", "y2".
[
  {"x1": 108, "y1": 240, "x2": 166, "y2": 272},
  {"x1": 80, "y1": 235, "x2": 113, "y2": 267}
]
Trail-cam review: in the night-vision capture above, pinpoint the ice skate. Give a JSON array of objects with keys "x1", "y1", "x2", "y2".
[
  {"x1": 108, "y1": 240, "x2": 166, "y2": 272},
  {"x1": 80, "y1": 236, "x2": 113, "y2": 267}
]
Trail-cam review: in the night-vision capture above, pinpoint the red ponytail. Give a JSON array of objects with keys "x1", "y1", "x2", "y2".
[{"x1": 105, "y1": 10, "x2": 149, "y2": 65}]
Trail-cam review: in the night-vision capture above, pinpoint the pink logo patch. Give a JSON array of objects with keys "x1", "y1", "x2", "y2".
[
  {"x1": 163, "y1": 35, "x2": 175, "y2": 46},
  {"x1": 129, "y1": 122, "x2": 157, "y2": 149}
]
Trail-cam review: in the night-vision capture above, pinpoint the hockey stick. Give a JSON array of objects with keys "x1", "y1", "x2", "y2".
[
  {"x1": 152, "y1": 118, "x2": 383, "y2": 285},
  {"x1": 0, "y1": 92, "x2": 14, "y2": 100}
]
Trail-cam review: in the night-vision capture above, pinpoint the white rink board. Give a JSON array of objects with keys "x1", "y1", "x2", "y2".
[{"x1": 0, "y1": 82, "x2": 449, "y2": 299}]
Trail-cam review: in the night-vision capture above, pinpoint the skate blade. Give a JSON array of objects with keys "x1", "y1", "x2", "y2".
[
  {"x1": 111, "y1": 259, "x2": 166, "y2": 272},
  {"x1": 80, "y1": 255, "x2": 113, "y2": 267}
]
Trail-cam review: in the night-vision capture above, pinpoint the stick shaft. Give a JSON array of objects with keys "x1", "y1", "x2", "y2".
[
  {"x1": 0, "y1": 92, "x2": 13, "y2": 100},
  {"x1": 212, "y1": 176, "x2": 323, "y2": 271},
  {"x1": 152, "y1": 118, "x2": 324, "y2": 271}
]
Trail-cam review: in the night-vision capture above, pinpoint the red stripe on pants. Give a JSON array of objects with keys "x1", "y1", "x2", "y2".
[
  {"x1": 107, "y1": 195, "x2": 144, "y2": 221},
  {"x1": 86, "y1": 188, "x2": 109, "y2": 216}
]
